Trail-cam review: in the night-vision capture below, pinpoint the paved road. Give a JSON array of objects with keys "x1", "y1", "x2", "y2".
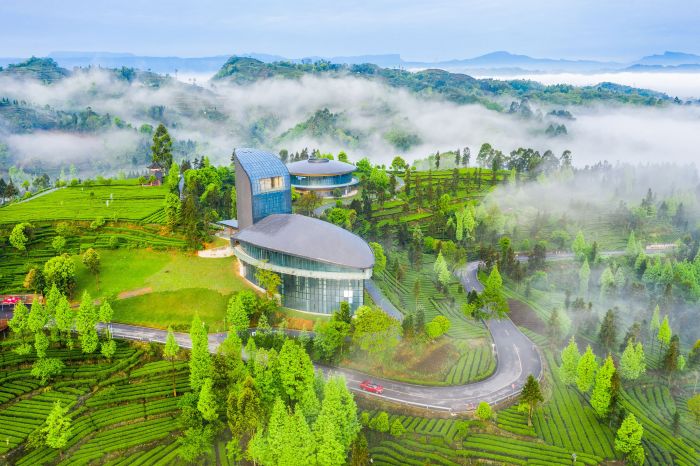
[{"x1": 94, "y1": 259, "x2": 540, "y2": 413}]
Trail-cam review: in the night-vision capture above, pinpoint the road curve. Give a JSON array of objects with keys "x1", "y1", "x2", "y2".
[{"x1": 98, "y1": 259, "x2": 541, "y2": 413}]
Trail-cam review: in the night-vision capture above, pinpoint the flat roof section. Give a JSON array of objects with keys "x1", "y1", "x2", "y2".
[
  {"x1": 233, "y1": 213, "x2": 374, "y2": 270},
  {"x1": 287, "y1": 158, "x2": 356, "y2": 176},
  {"x1": 216, "y1": 219, "x2": 239, "y2": 228}
]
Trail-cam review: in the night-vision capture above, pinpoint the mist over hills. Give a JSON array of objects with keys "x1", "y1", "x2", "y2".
[
  {"x1": 0, "y1": 55, "x2": 699, "y2": 181},
  {"x1": 3, "y1": 50, "x2": 700, "y2": 77}
]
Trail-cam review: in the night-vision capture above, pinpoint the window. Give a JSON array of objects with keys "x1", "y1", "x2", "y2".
[{"x1": 259, "y1": 176, "x2": 284, "y2": 192}]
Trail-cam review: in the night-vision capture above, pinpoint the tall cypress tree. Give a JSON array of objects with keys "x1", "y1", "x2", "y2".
[{"x1": 151, "y1": 123, "x2": 173, "y2": 169}]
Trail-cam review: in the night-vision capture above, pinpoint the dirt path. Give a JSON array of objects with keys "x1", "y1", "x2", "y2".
[{"x1": 117, "y1": 287, "x2": 153, "y2": 299}]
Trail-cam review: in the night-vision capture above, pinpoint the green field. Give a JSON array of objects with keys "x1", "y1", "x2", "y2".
[
  {"x1": 0, "y1": 223, "x2": 187, "y2": 293},
  {"x1": 74, "y1": 249, "x2": 247, "y2": 298},
  {"x1": 112, "y1": 288, "x2": 234, "y2": 331},
  {"x1": 73, "y1": 249, "x2": 253, "y2": 331},
  {"x1": 0, "y1": 184, "x2": 168, "y2": 225}
]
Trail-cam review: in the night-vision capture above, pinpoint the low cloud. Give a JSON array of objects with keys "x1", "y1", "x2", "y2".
[{"x1": 1, "y1": 69, "x2": 699, "y2": 174}]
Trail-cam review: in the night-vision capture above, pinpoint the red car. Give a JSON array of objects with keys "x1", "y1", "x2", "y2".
[{"x1": 359, "y1": 380, "x2": 384, "y2": 394}]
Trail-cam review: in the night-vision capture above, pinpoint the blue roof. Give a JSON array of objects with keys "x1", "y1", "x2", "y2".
[{"x1": 235, "y1": 148, "x2": 289, "y2": 195}]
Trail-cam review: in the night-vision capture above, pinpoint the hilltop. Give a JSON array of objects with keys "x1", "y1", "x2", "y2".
[{"x1": 212, "y1": 56, "x2": 671, "y2": 108}]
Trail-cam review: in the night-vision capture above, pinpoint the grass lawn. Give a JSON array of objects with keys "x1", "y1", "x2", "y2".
[
  {"x1": 111, "y1": 288, "x2": 232, "y2": 331},
  {"x1": 74, "y1": 249, "x2": 250, "y2": 297},
  {"x1": 74, "y1": 249, "x2": 254, "y2": 331}
]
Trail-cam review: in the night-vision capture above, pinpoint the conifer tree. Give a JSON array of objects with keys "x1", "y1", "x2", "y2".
[
  {"x1": 189, "y1": 316, "x2": 212, "y2": 392},
  {"x1": 560, "y1": 336, "x2": 580, "y2": 385},
  {"x1": 598, "y1": 308, "x2": 618, "y2": 352},
  {"x1": 577, "y1": 345, "x2": 598, "y2": 393},
  {"x1": 615, "y1": 413, "x2": 645, "y2": 465},
  {"x1": 657, "y1": 315, "x2": 672, "y2": 348},
  {"x1": 42, "y1": 401, "x2": 72, "y2": 450},
  {"x1": 591, "y1": 355, "x2": 616, "y2": 417},
  {"x1": 620, "y1": 340, "x2": 646, "y2": 380},
  {"x1": 482, "y1": 264, "x2": 509, "y2": 317},
  {"x1": 197, "y1": 378, "x2": 218, "y2": 422},
  {"x1": 579, "y1": 258, "x2": 591, "y2": 296},
  {"x1": 520, "y1": 374, "x2": 543, "y2": 426}
]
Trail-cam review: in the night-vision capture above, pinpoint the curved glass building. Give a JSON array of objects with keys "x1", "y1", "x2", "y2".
[
  {"x1": 233, "y1": 149, "x2": 373, "y2": 314},
  {"x1": 287, "y1": 158, "x2": 359, "y2": 198}
]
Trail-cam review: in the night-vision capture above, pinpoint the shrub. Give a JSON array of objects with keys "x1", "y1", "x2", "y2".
[
  {"x1": 370, "y1": 411, "x2": 389, "y2": 433},
  {"x1": 360, "y1": 411, "x2": 370, "y2": 426},
  {"x1": 476, "y1": 401, "x2": 493, "y2": 421},
  {"x1": 390, "y1": 418, "x2": 406, "y2": 437},
  {"x1": 108, "y1": 236, "x2": 120, "y2": 249}
]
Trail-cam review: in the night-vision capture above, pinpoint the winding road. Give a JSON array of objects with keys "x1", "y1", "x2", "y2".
[{"x1": 94, "y1": 259, "x2": 541, "y2": 414}]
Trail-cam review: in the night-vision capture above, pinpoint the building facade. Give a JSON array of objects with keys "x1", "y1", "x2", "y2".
[
  {"x1": 233, "y1": 149, "x2": 373, "y2": 314},
  {"x1": 287, "y1": 158, "x2": 359, "y2": 198},
  {"x1": 233, "y1": 148, "x2": 292, "y2": 230}
]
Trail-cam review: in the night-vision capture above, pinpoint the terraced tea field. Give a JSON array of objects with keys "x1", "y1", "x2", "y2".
[{"x1": 0, "y1": 184, "x2": 168, "y2": 225}]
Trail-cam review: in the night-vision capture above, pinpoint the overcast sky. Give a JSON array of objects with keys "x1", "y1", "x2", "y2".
[{"x1": 1, "y1": 0, "x2": 699, "y2": 61}]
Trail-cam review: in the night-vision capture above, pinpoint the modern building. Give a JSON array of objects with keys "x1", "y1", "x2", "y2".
[
  {"x1": 286, "y1": 157, "x2": 359, "y2": 198},
  {"x1": 232, "y1": 148, "x2": 374, "y2": 314}
]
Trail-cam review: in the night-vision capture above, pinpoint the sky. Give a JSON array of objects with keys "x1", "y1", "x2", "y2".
[{"x1": 1, "y1": 0, "x2": 699, "y2": 61}]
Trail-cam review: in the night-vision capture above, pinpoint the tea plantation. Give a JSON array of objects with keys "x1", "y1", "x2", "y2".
[
  {"x1": 0, "y1": 184, "x2": 168, "y2": 225},
  {"x1": 0, "y1": 339, "x2": 205, "y2": 465}
]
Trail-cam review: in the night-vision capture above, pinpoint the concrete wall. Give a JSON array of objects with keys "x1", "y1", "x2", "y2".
[{"x1": 235, "y1": 157, "x2": 254, "y2": 230}]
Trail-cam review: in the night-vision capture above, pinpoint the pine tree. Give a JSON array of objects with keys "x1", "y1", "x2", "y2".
[
  {"x1": 227, "y1": 375, "x2": 264, "y2": 440},
  {"x1": 572, "y1": 230, "x2": 587, "y2": 260},
  {"x1": 34, "y1": 331, "x2": 50, "y2": 358},
  {"x1": 657, "y1": 315, "x2": 672, "y2": 348},
  {"x1": 620, "y1": 340, "x2": 646, "y2": 380},
  {"x1": 560, "y1": 337, "x2": 580, "y2": 385},
  {"x1": 520, "y1": 374, "x2": 543, "y2": 426},
  {"x1": 42, "y1": 401, "x2": 72, "y2": 450},
  {"x1": 8, "y1": 301, "x2": 31, "y2": 354},
  {"x1": 151, "y1": 123, "x2": 173, "y2": 169},
  {"x1": 27, "y1": 300, "x2": 48, "y2": 333},
  {"x1": 598, "y1": 308, "x2": 618, "y2": 352},
  {"x1": 615, "y1": 413, "x2": 645, "y2": 465},
  {"x1": 650, "y1": 305, "x2": 661, "y2": 335},
  {"x1": 576, "y1": 345, "x2": 598, "y2": 393},
  {"x1": 277, "y1": 339, "x2": 315, "y2": 404},
  {"x1": 189, "y1": 316, "x2": 212, "y2": 392},
  {"x1": 625, "y1": 231, "x2": 640, "y2": 258},
  {"x1": 578, "y1": 258, "x2": 591, "y2": 296},
  {"x1": 100, "y1": 335, "x2": 116, "y2": 360},
  {"x1": 197, "y1": 378, "x2": 218, "y2": 422},
  {"x1": 663, "y1": 335, "x2": 680, "y2": 375},
  {"x1": 599, "y1": 267, "x2": 616, "y2": 297},
  {"x1": 164, "y1": 326, "x2": 179, "y2": 396},
  {"x1": 483, "y1": 264, "x2": 509, "y2": 318},
  {"x1": 54, "y1": 296, "x2": 74, "y2": 347},
  {"x1": 591, "y1": 356, "x2": 616, "y2": 417},
  {"x1": 76, "y1": 291, "x2": 98, "y2": 353}
]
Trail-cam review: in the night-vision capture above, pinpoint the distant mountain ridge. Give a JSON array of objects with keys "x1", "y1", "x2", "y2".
[{"x1": 2, "y1": 50, "x2": 700, "y2": 76}]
